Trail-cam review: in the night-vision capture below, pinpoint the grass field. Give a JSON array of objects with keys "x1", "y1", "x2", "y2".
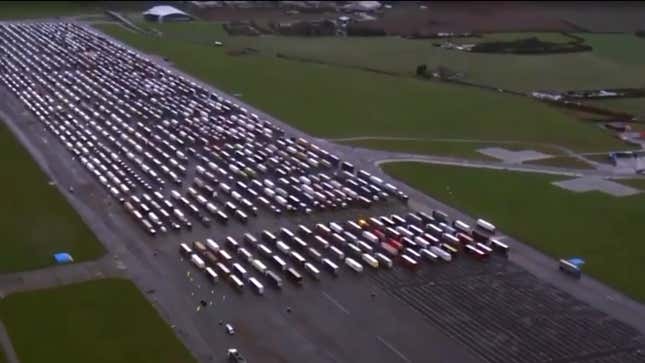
[
  {"x1": 0, "y1": 1, "x2": 100, "y2": 19},
  {"x1": 0, "y1": 279, "x2": 196, "y2": 363},
  {"x1": 382, "y1": 162, "x2": 645, "y2": 302},
  {"x1": 616, "y1": 178, "x2": 645, "y2": 191},
  {"x1": 0, "y1": 122, "x2": 104, "y2": 273},
  {"x1": 0, "y1": 348, "x2": 5, "y2": 363},
  {"x1": 524, "y1": 156, "x2": 594, "y2": 169},
  {"x1": 446, "y1": 32, "x2": 575, "y2": 45},
  {"x1": 586, "y1": 98, "x2": 645, "y2": 119},
  {"x1": 97, "y1": 24, "x2": 627, "y2": 153},
  {"x1": 141, "y1": 22, "x2": 645, "y2": 92},
  {"x1": 478, "y1": 32, "x2": 575, "y2": 44}
]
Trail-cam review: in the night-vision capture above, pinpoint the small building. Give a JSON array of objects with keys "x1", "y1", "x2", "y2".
[{"x1": 143, "y1": 5, "x2": 193, "y2": 23}]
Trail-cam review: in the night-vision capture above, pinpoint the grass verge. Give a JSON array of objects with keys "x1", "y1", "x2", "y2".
[
  {"x1": 0, "y1": 279, "x2": 196, "y2": 363},
  {"x1": 0, "y1": 122, "x2": 104, "y2": 273}
]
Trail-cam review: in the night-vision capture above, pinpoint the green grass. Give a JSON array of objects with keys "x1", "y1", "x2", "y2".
[
  {"x1": 616, "y1": 178, "x2": 645, "y2": 191},
  {"x1": 0, "y1": 1, "x2": 101, "y2": 20},
  {"x1": 586, "y1": 98, "x2": 645, "y2": 119},
  {"x1": 382, "y1": 162, "x2": 645, "y2": 302},
  {"x1": 479, "y1": 32, "x2": 575, "y2": 44},
  {"x1": 0, "y1": 347, "x2": 5, "y2": 363},
  {"x1": 142, "y1": 22, "x2": 645, "y2": 92},
  {"x1": 0, "y1": 122, "x2": 104, "y2": 273},
  {"x1": 0, "y1": 279, "x2": 196, "y2": 363},
  {"x1": 580, "y1": 33, "x2": 645, "y2": 66},
  {"x1": 96, "y1": 24, "x2": 627, "y2": 153},
  {"x1": 524, "y1": 156, "x2": 594, "y2": 169}
]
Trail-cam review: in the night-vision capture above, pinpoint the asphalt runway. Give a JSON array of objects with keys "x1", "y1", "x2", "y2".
[{"x1": 0, "y1": 22, "x2": 644, "y2": 363}]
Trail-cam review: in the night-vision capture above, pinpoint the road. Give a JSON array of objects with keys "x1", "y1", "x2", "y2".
[
  {"x1": 0, "y1": 21, "x2": 643, "y2": 363},
  {"x1": 0, "y1": 255, "x2": 122, "y2": 297}
]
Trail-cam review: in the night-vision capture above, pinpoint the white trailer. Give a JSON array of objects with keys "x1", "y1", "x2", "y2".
[
  {"x1": 251, "y1": 259, "x2": 267, "y2": 274},
  {"x1": 476, "y1": 219, "x2": 496, "y2": 234},
  {"x1": 362, "y1": 231, "x2": 379, "y2": 244},
  {"x1": 249, "y1": 277, "x2": 264, "y2": 295},
  {"x1": 179, "y1": 243, "x2": 192, "y2": 256},
  {"x1": 430, "y1": 246, "x2": 452, "y2": 262},
  {"x1": 322, "y1": 258, "x2": 339, "y2": 275},
  {"x1": 205, "y1": 267, "x2": 219, "y2": 282},
  {"x1": 361, "y1": 253, "x2": 379, "y2": 269},
  {"x1": 329, "y1": 245, "x2": 345, "y2": 260},
  {"x1": 206, "y1": 239, "x2": 220, "y2": 253},
  {"x1": 190, "y1": 254, "x2": 206, "y2": 269},
  {"x1": 344, "y1": 257, "x2": 363, "y2": 273},
  {"x1": 304, "y1": 262, "x2": 321, "y2": 279},
  {"x1": 230, "y1": 274, "x2": 245, "y2": 290},
  {"x1": 375, "y1": 253, "x2": 393, "y2": 268},
  {"x1": 420, "y1": 248, "x2": 439, "y2": 262}
]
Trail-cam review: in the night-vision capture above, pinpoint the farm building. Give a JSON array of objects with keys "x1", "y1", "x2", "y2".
[{"x1": 143, "y1": 5, "x2": 193, "y2": 22}]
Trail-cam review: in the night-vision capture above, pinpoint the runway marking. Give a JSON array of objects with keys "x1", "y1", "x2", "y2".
[
  {"x1": 321, "y1": 291, "x2": 350, "y2": 315},
  {"x1": 377, "y1": 336, "x2": 411, "y2": 363}
]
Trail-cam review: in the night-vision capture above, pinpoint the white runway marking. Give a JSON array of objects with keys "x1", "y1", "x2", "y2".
[
  {"x1": 321, "y1": 291, "x2": 350, "y2": 315},
  {"x1": 377, "y1": 335, "x2": 411, "y2": 363}
]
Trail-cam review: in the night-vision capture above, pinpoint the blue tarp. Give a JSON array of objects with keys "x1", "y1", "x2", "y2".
[
  {"x1": 53, "y1": 252, "x2": 74, "y2": 264},
  {"x1": 567, "y1": 257, "x2": 585, "y2": 267}
]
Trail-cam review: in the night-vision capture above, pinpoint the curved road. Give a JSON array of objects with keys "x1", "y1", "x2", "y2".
[
  {"x1": 329, "y1": 135, "x2": 644, "y2": 173},
  {"x1": 326, "y1": 141, "x2": 645, "y2": 179}
]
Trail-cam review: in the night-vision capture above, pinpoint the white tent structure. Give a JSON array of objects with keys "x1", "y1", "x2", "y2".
[{"x1": 143, "y1": 5, "x2": 193, "y2": 22}]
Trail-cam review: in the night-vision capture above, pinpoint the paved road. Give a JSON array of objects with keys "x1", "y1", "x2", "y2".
[
  {"x1": 329, "y1": 134, "x2": 644, "y2": 171},
  {"x1": 333, "y1": 142, "x2": 645, "y2": 178},
  {"x1": 0, "y1": 255, "x2": 123, "y2": 297}
]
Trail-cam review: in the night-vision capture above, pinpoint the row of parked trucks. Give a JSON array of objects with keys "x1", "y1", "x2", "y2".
[
  {"x1": 179, "y1": 208, "x2": 509, "y2": 294},
  {"x1": 0, "y1": 22, "x2": 408, "y2": 238}
]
